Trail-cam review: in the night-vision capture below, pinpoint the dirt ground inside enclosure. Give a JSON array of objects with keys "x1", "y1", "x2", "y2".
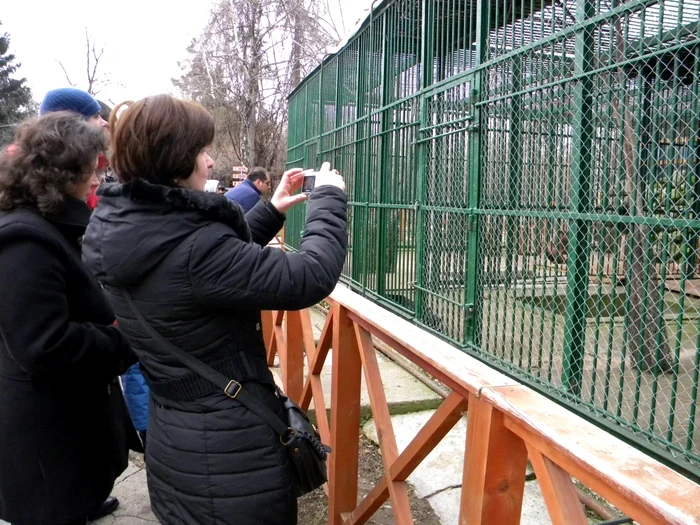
[{"x1": 297, "y1": 435, "x2": 441, "y2": 525}]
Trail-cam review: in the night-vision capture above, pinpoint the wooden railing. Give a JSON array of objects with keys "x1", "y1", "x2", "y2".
[{"x1": 261, "y1": 284, "x2": 700, "y2": 525}]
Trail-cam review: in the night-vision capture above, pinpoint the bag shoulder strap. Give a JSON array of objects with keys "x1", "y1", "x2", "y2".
[{"x1": 120, "y1": 289, "x2": 290, "y2": 439}]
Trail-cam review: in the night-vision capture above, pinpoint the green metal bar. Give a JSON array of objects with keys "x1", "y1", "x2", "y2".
[
  {"x1": 685, "y1": 48, "x2": 700, "y2": 453},
  {"x1": 352, "y1": 33, "x2": 368, "y2": 288},
  {"x1": 413, "y1": 284, "x2": 466, "y2": 308},
  {"x1": 318, "y1": 57, "x2": 325, "y2": 161},
  {"x1": 466, "y1": 0, "x2": 488, "y2": 347},
  {"x1": 376, "y1": 11, "x2": 392, "y2": 298},
  {"x1": 561, "y1": 0, "x2": 596, "y2": 396},
  {"x1": 472, "y1": 208, "x2": 700, "y2": 229},
  {"x1": 414, "y1": 124, "x2": 480, "y2": 143},
  {"x1": 631, "y1": 72, "x2": 654, "y2": 426},
  {"x1": 418, "y1": 113, "x2": 475, "y2": 133},
  {"x1": 688, "y1": 313, "x2": 700, "y2": 453},
  {"x1": 346, "y1": 202, "x2": 419, "y2": 210},
  {"x1": 685, "y1": 54, "x2": 700, "y2": 276},
  {"x1": 506, "y1": 55, "x2": 523, "y2": 366},
  {"x1": 599, "y1": 8, "x2": 624, "y2": 410},
  {"x1": 647, "y1": 60, "x2": 670, "y2": 434},
  {"x1": 663, "y1": 53, "x2": 686, "y2": 442},
  {"x1": 414, "y1": 0, "x2": 434, "y2": 325}
]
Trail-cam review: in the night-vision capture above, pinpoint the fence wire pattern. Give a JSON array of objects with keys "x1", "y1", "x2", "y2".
[{"x1": 285, "y1": 0, "x2": 700, "y2": 480}]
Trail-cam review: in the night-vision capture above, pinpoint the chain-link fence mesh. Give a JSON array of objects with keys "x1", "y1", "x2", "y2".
[{"x1": 286, "y1": 0, "x2": 700, "y2": 479}]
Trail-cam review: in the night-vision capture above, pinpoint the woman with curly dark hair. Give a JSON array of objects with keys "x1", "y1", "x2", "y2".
[{"x1": 0, "y1": 112, "x2": 137, "y2": 525}]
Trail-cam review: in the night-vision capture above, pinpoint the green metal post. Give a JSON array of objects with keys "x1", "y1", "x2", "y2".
[
  {"x1": 352, "y1": 36, "x2": 368, "y2": 287},
  {"x1": 561, "y1": 0, "x2": 595, "y2": 395},
  {"x1": 415, "y1": 0, "x2": 435, "y2": 324},
  {"x1": 465, "y1": 0, "x2": 489, "y2": 346},
  {"x1": 377, "y1": 12, "x2": 392, "y2": 297},
  {"x1": 317, "y1": 57, "x2": 326, "y2": 166},
  {"x1": 504, "y1": 57, "x2": 523, "y2": 289}
]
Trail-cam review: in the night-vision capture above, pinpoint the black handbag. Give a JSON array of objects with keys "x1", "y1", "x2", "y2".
[{"x1": 121, "y1": 289, "x2": 330, "y2": 497}]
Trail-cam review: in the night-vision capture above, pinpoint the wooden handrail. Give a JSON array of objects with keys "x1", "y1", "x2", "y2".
[{"x1": 262, "y1": 283, "x2": 700, "y2": 525}]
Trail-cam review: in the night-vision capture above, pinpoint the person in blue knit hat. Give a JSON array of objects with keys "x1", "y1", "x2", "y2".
[{"x1": 40, "y1": 87, "x2": 105, "y2": 123}]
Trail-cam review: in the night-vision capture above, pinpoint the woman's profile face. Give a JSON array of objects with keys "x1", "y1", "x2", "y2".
[
  {"x1": 70, "y1": 158, "x2": 100, "y2": 202},
  {"x1": 181, "y1": 149, "x2": 214, "y2": 191}
]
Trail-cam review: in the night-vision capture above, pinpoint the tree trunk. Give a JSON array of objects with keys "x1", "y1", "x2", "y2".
[
  {"x1": 614, "y1": 20, "x2": 672, "y2": 374},
  {"x1": 290, "y1": 1, "x2": 303, "y2": 88},
  {"x1": 238, "y1": 0, "x2": 261, "y2": 167}
]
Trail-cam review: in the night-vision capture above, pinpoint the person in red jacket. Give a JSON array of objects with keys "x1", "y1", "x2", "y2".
[{"x1": 86, "y1": 100, "x2": 113, "y2": 209}]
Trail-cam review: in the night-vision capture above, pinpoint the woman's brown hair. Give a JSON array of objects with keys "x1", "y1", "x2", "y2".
[
  {"x1": 109, "y1": 95, "x2": 215, "y2": 185},
  {"x1": 0, "y1": 111, "x2": 106, "y2": 215}
]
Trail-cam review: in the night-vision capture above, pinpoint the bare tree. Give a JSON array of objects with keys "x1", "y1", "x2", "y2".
[
  {"x1": 58, "y1": 28, "x2": 119, "y2": 98},
  {"x1": 174, "y1": 0, "x2": 335, "y2": 177}
]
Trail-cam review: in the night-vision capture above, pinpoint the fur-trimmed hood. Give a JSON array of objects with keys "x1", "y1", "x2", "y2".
[{"x1": 83, "y1": 178, "x2": 251, "y2": 287}]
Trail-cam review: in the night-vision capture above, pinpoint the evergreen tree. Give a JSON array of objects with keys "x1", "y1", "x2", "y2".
[{"x1": 0, "y1": 22, "x2": 35, "y2": 146}]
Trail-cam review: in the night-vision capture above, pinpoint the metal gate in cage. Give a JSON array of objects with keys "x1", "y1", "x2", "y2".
[{"x1": 285, "y1": 0, "x2": 700, "y2": 480}]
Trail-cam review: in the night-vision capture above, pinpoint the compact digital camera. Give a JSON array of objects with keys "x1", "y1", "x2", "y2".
[{"x1": 302, "y1": 172, "x2": 318, "y2": 193}]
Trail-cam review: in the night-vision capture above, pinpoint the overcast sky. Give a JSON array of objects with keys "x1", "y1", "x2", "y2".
[{"x1": 3, "y1": 0, "x2": 376, "y2": 107}]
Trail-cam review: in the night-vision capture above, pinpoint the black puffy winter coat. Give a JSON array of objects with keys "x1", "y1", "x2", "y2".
[
  {"x1": 82, "y1": 179, "x2": 347, "y2": 525},
  {"x1": 0, "y1": 198, "x2": 136, "y2": 525}
]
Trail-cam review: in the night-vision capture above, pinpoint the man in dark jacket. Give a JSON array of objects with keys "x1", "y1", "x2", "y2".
[{"x1": 225, "y1": 166, "x2": 272, "y2": 211}]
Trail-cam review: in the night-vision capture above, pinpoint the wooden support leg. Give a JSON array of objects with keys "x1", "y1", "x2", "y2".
[
  {"x1": 273, "y1": 310, "x2": 286, "y2": 369},
  {"x1": 526, "y1": 446, "x2": 588, "y2": 525},
  {"x1": 346, "y1": 392, "x2": 467, "y2": 525},
  {"x1": 460, "y1": 394, "x2": 528, "y2": 525},
  {"x1": 328, "y1": 304, "x2": 362, "y2": 525},
  {"x1": 261, "y1": 310, "x2": 275, "y2": 365},
  {"x1": 355, "y1": 323, "x2": 413, "y2": 524},
  {"x1": 301, "y1": 308, "x2": 334, "y2": 411}
]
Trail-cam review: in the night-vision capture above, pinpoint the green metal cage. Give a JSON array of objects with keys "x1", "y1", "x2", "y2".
[{"x1": 286, "y1": 0, "x2": 700, "y2": 480}]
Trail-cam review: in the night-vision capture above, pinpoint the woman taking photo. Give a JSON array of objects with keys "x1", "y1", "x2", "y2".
[
  {"x1": 0, "y1": 112, "x2": 136, "y2": 524},
  {"x1": 82, "y1": 94, "x2": 347, "y2": 524}
]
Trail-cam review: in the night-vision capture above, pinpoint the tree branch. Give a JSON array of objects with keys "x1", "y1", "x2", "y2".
[{"x1": 57, "y1": 61, "x2": 76, "y2": 87}]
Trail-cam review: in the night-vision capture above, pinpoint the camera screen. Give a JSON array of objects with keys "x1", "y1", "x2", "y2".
[{"x1": 302, "y1": 175, "x2": 316, "y2": 193}]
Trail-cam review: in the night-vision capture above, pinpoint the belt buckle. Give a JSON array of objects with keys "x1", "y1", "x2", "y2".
[{"x1": 224, "y1": 380, "x2": 242, "y2": 399}]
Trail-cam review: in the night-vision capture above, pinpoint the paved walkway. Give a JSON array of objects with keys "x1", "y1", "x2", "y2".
[{"x1": 92, "y1": 454, "x2": 156, "y2": 525}]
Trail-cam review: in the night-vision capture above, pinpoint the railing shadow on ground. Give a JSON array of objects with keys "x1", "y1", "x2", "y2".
[{"x1": 262, "y1": 284, "x2": 700, "y2": 525}]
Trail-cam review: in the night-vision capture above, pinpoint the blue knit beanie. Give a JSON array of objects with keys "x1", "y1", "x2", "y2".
[{"x1": 39, "y1": 88, "x2": 101, "y2": 118}]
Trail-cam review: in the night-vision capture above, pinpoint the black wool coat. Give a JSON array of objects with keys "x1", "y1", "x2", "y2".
[
  {"x1": 82, "y1": 179, "x2": 348, "y2": 525},
  {"x1": 0, "y1": 198, "x2": 137, "y2": 525}
]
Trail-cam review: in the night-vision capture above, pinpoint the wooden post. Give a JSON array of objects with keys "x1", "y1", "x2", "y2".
[
  {"x1": 460, "y1": 394, "x2": 528, "y2": 525},
  {"x1": 328, "y1": 304, "x2": 362, "y2": 525},
  {"x1": 284, "y1": 310, "x2": 304, "y2": 403}
]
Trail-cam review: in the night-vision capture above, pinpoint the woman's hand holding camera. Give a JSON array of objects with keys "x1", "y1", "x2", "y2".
[
  {"x1": 270, "y1": 162, "x2": 345, "y2": 214},
  {"x1": 312, "y1": 162, "x2": 346, "y2": 192},
  {"x1": 270, "y1": 168, "x2": 307, "y2": 214}
]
